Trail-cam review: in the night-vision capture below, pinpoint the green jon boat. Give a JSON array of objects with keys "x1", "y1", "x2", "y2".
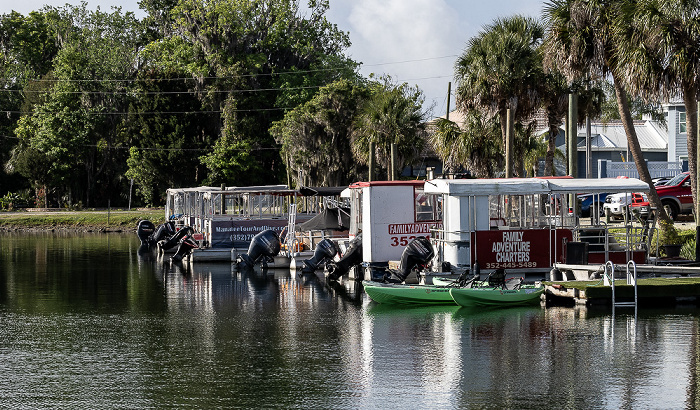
[
  {"x1": 449, "y1": 285, "x2": 544, "y2": 307},
  {"x1": 362, "y1": 281, "x2": 456, "y2": 305}
]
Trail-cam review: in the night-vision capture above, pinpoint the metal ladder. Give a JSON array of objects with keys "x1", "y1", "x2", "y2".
[
  {"x1": 286, "y1": 204, "x2": 297, "y2": 254},
  {"x1": 603, "y1": 261, "x2": 638, "y2": 308}
]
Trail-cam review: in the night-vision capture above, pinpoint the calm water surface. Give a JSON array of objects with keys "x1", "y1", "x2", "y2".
[{"x1": 1, "y1": 232, "x2": 700, "y2": 409}]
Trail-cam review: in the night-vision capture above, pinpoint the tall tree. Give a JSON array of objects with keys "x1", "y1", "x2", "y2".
[
  {"x1": 161, "y1": 0, "x2": 356, "y2": 187},
  {"x1": 9, "y1": 5, "x2": 142, "y2": 207},
  {"x1": 350, "y1": 77, "x2": 428, "y2": 180},
  {"x1": 617, "y1": 0, "x2": 700, "y2": 210},
  {"x1": 454, "y1": 15, "x2": 545, "y2": 177},
  {"x1": 0, "y1": 11, "x2": 59, "y2": 195},
  {"x1": 430, "y1": 112, "x2": 503, "y2": 178},
  {"x1": 270, "y1": 79, "x2": 368, "y2": 187},
  {"x1": 543, "y1": 0, "x2": 672, "y2": 226}
]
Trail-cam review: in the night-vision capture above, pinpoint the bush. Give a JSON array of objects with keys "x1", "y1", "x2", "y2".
[
  {"x1": 681, "y1": 236, "x2": 697, "y2": 260},
  {"x1": 0, "y1": 190, "x2": 33, "y2": 210}
]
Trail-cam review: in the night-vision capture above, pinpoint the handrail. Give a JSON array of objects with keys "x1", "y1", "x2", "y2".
[{"x1": 604, "y1": 260, "x2": 637, "y2": 308}]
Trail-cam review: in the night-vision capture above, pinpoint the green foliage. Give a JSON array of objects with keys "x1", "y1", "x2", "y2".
[
  {"x1": 351, "y1": 76, "x2": 428, "y2": 179},
  {"x1": 0, "y1": 190, "x2": 33, "y2": 210},
  {"x1": 430, "y1": 112, "x2": 502, "y2": 178},
  {"x1": 455, "y1": 15, "x2": 545, "y2": 176},
  {"x1": 598, "y1": 80, "x2": 665, "y2": 125},
  {"x1": 1, "y1": 1, "x2": 358, "y2": 207},
  {"x1": 681, "y1": 235, "x2": 696, "y2": 260},
  {"x1": 270, "y1": 78, "x2": 368, "y2": 187}
]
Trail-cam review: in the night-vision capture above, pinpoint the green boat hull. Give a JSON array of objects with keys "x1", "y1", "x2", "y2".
[
  {"x1": 362, "y1": 281, "x2": 456, "y2": 305},
  {"x1": 449, "y1": 286, "x2": 544, "y2": 307}
]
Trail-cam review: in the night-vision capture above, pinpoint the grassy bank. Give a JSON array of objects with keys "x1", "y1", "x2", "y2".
[{"x1": 0, "y1": 209, "x2": 166, "y2": 231}]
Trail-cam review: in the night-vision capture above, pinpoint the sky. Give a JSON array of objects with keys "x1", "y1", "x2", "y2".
[{"x1": 3, "y1": 0, "x2": 546, "y2": 119}]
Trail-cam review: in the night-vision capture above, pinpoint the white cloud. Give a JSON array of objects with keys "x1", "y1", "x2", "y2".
[{"x1": 340, "y1": 0, "x2": 462, "y2": 116}]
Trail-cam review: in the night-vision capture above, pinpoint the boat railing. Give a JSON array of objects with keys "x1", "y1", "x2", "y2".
[{"x1": 575, "y1": 223, "x2": 655, "y2": 252}]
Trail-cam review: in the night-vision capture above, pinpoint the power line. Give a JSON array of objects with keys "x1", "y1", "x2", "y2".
[
  {"x1": 0, "y1": 107, "x2": 294, "y2": 115},
  {"x1": 0, "y1": 85, "x2": 323, "y2": 95},
  {"x1": 0, "y1": 54, "x2": 458, "y2": 84},
  {"x1": 0, "y1": 135, "x2": 281, "y2": 152}
]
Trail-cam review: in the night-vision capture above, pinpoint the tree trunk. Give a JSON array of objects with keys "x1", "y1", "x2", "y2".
[
  {"x1": 544, "y1": 114, "x2": 559, "y2": 176},
  {"x1": 612, "y1": 75, "x2": 672, "y2": 227},
  {"x1": 682, "y1": 92, "x2": 697, "y2": 208}
]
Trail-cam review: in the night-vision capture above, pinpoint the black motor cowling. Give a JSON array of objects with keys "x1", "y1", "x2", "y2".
[
  {"x1": 385, "y1": 236, "x2": 434, "y2": 283},
  {"x1": 171, "y1": 232, "x2": 199, "y2": 263},
  {"x1": 137, "y1": 220, "x2": 156, "y2": 246},
  {"x1": 237, "y1": 229, "x2": 281, "y2": 269},
  {"x1": 301, "y1": 239, "x2": 339, "y2": 274},
  {"x1": 326, "y1": 233, "x2": 362, "y2": 281},
  {"x1": 158, "y1": 226, "x2": 192, "y2": 253},
  {"x1": 153, "y1": 221, "x2": 176, "y2": 244}
]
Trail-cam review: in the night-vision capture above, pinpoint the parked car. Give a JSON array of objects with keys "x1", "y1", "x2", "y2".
[
  {"x1": 578, "y1": 193, "x2": 609, "y2": 217},
  {"x1": 603, "y1": 192, "x2": 648, "y2": 219},
  {"x1": 653, "y1": 176, "x2": 674, "y2": 186},
  {"x1": 655, "y1": 172, "x2": 693, "y2": 220},
  {"x1": 628, "y1": 193, "x2": 652, "y2": 221}
]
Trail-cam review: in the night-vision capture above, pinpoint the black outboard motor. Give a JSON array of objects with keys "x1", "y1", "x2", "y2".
[
  {"x1": 152, "y1": 221, "x2": 176, "y2": 244},
  {"x1": 326, "y1": 233, "x2": 363, "y2": 281},
  {"x1": 237, "y1": 229, "x2": 281, "y2": 270},
  {"x1": 171, "y1": 232, "x2": 199, "y2": 263},
  {"x1": 158, "y1": 226, "x2": 193, "y2": 253},
  {"x1": 137, "y1": 220, "x2": 156, "y2": 246},
  {"x1": 301, "y1": 239, "x2": 339, "y2": 274},
  {"x1": 385, "y1": 236, "x2": 435, "y2": 283}
]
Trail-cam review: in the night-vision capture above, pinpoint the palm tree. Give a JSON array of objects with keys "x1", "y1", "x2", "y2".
[
  {"x1": 540, "y1": 71, "x2": 570, "y2": 176},
  {"x1": 351, "y1": 77, "x2": 428, "y2": 180},
  {"x1": 543, "y1": 0, "x2": 672, "y2": 226},
  {"x1": 617, "y1": 0, "x2": 700, "y2": 213},
  {"x1": 454, "y1": 15, "x2": 545, "y2": 177},
  {"x1": 430, "y1": 111, "x2": 503, "y2": 178}
]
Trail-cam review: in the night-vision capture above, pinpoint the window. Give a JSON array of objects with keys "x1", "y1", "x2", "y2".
[
  {"x1": 680, "y1": 111, "x2": 687, "y2": 133},
  {"x1": 414, "y1": 188, "x2": 442, "y2": 221}
]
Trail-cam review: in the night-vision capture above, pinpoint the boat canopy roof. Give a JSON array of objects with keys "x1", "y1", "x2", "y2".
[
  {"x1": 349, "y1": 180, "x2": 426, "y2": 189},
  {"x1": 425, "y1": 177, "x2": 649, "y2": 196},
  {"x1": 198, "y1": 184, "x2": 348, "y2": 198}
]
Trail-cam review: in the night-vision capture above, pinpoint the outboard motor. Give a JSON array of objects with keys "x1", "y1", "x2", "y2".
[
  {"x1": 137, "y1": 220, "x2": 156, "y2": 246},
  {"x1": 171, "y1": 232, "x2": 199, "y2": 263},
  {"x1": 326, "y1": 234, "x2": 363, "y2": 281},
  {"x1": 237, "y1": 229, "x2": 281, "y2": 270},
  {"x1": 158, "y1": 226, "x2": 192, "y2": 253},
  {"x1": 385, "y1": 236, "x2": 435, "y2": 283},
  {"x1": 152, "y1": 221, "x2": 176, "y2": 244},
  {"x1": 301, "y1": 239, "x2": 339, "y2": 274}
]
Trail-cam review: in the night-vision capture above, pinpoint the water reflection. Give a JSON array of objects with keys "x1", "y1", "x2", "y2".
[{"x1": 1, "y1": 232, "x2": 700, "y2": 408}]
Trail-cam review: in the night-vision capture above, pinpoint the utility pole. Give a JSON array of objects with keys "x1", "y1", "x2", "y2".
[
  {"x1": 505, "y1": 108, "x2": 514, "y2": 178},
  {"x1": 368, "y1": 141, "x2": 375, "y2": 182},
  {"x1": 586, "y1": 116, "x2": 592, "y2": 178},
  {"x1": 568, "y1": 93, "x2": 579, "y2": 216},
  {"x1": 446, "y1": 82, "x2": 451, "y2": 120},
  {"x1": 390, "y1": 143, "x2": 397, "y2": 181}
]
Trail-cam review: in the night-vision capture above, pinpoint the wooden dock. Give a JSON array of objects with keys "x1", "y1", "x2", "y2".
[{"x1": 545, "y1": 276, "x2": 700, "y2": 306}]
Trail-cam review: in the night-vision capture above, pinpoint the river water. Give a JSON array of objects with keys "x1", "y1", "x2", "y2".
[{"x1": 1, "y1": 232, "x2": 699, "y2": 409}]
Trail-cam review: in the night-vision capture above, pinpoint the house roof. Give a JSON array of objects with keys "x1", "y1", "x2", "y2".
[
  {"x1": 429, "y1": 111, "x2": 668, "y2": 152},
  {"x1": 578, "y1": 121, "x2": 667, "y2": 151},
  {"x1": 539, "y1": 120, "x2": 668, "y2": 152}
]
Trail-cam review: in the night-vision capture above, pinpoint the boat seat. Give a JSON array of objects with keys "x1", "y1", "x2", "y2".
[{"x1": 486, "y1": 268, "x2": 507, "y2": 289}]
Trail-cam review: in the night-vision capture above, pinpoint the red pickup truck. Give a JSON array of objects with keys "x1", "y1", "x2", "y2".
[{"x1": 655, "y1": 172, "x2": 693, "y2": 220}]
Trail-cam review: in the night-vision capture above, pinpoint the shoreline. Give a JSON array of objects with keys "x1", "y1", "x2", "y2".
[{"x1": 0, "y1": 208, "x2": 165, "y2": 233}]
